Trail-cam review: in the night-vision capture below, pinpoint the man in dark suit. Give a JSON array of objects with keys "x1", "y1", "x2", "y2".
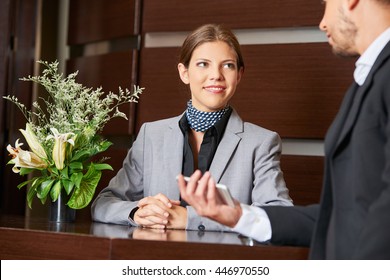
[{"x1": 178, "y1": 0, "x2": 390, "y2": 259}]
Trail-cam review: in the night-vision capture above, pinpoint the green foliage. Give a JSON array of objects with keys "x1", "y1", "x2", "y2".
[{"x1": 4, "y1": 60, "x2": 144, "y2": 209}]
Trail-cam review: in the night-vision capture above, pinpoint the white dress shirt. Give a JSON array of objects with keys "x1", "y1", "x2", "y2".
[
  {"x1": 354, "y1": 27, "x2": 390, "y2": 85},
  {"x1": 232, "y1": 204, "x2": 272, "y2": 242}
]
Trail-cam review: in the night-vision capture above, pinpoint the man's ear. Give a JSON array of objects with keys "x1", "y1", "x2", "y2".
[
  {"x1": 178, "y1": 63, "x2": 190, "y2": 84},
  {"x1": 347, "y1": 0, "x2": 359, "y2": 10}
]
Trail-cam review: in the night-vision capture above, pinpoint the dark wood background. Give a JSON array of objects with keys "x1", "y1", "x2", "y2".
[{"x1": 0, "y1": 0, "x2": 356, "y2": 219}]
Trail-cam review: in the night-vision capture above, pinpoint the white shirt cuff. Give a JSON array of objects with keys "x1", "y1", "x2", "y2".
[{"x1": 232, "y1": 204, "x2": 272, "y2": 243}]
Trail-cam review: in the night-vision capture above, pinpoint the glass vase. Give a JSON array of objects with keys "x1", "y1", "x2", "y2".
[{"x1": 49, "y1": 189, "x2": 76, "y2": 223}]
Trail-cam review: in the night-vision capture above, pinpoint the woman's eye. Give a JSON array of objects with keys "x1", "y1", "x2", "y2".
[
  {"x1": 197, "y1": 62, "x2": 207, "y2": 67},
  {"x1": 223, "y1": 63, "x2": 236, "y2": 69}
]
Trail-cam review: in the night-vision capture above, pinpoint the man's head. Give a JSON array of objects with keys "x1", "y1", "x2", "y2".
[{"x1": 319, "y1": 0, "x2": 390, "y2": 56}]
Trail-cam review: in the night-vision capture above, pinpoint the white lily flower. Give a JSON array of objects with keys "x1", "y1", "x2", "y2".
[
  {"x1": 7, "y1": 139, "x2": 48, "y2": 173},
  {"x1": 19, "y1": 123, "x2": 48, "y2": 160},
  {"x1": 47, "y1": 128, "x2": 75, "y2": 170}
]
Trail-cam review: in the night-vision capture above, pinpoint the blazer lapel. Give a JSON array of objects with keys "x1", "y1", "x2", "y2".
[
  {"x1": 325, "y1": 82, "x2": 358, "y2": 156},
  {"x1": 209, "y1": 109, "x2": 243, "y2": 182},
  {"x1": 163, "y1": 116, "x2": 184, "y2": 198},
  {"x1": 334, "y1": 82, "x2": 367, "y2": 150},
  {"x1": 332, "y1": 42, "x2": 390, "y2": 154}
]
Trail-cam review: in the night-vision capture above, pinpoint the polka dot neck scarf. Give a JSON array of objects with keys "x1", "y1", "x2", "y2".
[{"x1": 185, "y1": 100, "x2": 230, "y2": 132}]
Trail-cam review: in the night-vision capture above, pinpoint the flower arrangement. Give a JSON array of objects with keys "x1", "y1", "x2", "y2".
[{"x1": 4, "y1": 60, "x2": 143, "y2": 209}]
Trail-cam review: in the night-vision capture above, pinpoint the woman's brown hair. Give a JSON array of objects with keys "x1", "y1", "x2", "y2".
[{"x1": 179, "y1": 24, "x2": 245, "y2": 71}]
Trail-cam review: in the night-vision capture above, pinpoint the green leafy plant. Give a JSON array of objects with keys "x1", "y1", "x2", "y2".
[{"x1": 4, "y1": 60, "x2": 144, "y2": 209}]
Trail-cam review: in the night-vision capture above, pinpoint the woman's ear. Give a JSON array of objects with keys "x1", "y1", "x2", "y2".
[
  {"x1": 236, "y1": 67, "x2": 244, "y2": 84},
  {"x1": 178, "y1": 63, "x2": 190, "y2": 84}
]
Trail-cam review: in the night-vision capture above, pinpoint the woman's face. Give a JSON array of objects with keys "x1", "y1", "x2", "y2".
[{"x1": 178, "y1": 41, "x2": 243, "y2": 112}]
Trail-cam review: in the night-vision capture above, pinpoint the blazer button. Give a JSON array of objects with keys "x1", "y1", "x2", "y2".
[{"x1": 198, "y1": 224, "x2": 205, "y2": 231}]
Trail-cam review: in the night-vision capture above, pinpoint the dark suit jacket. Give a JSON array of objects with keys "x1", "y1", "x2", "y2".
[{"x1": 264, "y1": 41, "x2": 390, "y2": 259}]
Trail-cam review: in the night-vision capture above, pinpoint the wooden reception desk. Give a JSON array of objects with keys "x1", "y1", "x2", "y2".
[{"x1": 0, "y1": 215, "x2": 309, "y2": 260}]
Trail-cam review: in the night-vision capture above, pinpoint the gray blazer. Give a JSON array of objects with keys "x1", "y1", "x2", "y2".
[{"x1": 91, "y1": 109, "x2": 292, "y2": 231}]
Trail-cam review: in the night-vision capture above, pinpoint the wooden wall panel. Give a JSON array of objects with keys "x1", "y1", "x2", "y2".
[
  {"x1": 0, "y1": 0, "x2": 11, "y2": 192},
  {"x1": 136, "y1": 44, "x2": 355, "y2": 138},
  {"x1": 136, "y1": 47, "x2": 186, "y2": 132},
  {"x1": 1, "y1": 0, "x2": 38, "y2": 216},
  {"x1": 281, "y1": 155, "x2": 324, "y2": 205},
  {"x1": 142, "y1": 0, "x2": 323, "y2": 32},
  {"x1": 234, "y1": 43, "x2": 355, "y2": 139},
  {"x1": 66, "y1": 51, "x2": 135, "y2": 135},
  {"x1": 68, "y1": 0, "x2": 136, "y2": 45}
]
